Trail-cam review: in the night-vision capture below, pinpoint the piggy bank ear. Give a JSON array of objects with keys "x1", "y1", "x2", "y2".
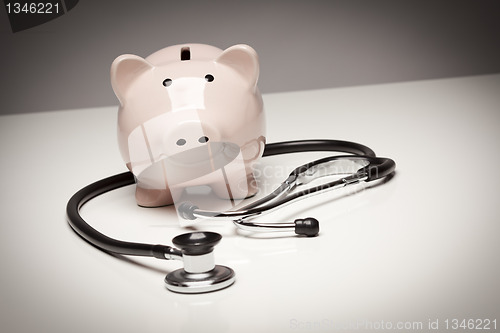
[
  {"x1": 216, "y1": 44, "x2": 259, "y2": 88},
  {"x1": 111, "y1": 54, "x2": 154, "y2": 103}
]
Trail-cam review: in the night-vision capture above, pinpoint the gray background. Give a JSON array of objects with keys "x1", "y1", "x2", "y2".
[{"x1": 1, "y1": 0, "x2": 500, "y2": 115}]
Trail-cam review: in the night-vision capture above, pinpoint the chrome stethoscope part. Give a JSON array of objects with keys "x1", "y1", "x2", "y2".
[
  {"x1": 164, "y1": 232, "x2": 235, "y2": 293},
  {"x1": 177, "y1": 156, "x2": 372, "y2": 236}
]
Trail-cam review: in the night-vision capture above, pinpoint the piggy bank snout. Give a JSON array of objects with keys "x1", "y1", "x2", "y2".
[{"x1": 163, "y1": 121, "x2": 220, "y2": 156}]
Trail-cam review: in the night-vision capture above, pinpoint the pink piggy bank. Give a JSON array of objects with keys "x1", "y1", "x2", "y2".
[{"x1": 110, "y1": 44, "x2": 266, "y2": 207}]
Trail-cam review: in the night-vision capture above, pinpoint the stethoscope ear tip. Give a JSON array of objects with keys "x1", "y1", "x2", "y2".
[
  {"x1": 177, "y1": 201, "x2": 198, "y2": 220},
  {"x1": 294, "y1": 217, "x2": 320, "y2": 237}
]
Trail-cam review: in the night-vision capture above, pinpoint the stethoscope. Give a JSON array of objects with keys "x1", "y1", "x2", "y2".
[{"x1": 67, "y1": 139, "x2": 395, "y2": 293}]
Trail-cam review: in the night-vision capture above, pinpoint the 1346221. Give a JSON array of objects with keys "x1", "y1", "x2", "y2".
[
  {"x1": 5, "y1": 2, "x2": 60, "y2": 14},
  {"x1": 444, "y1": 319, "x2": 497, "y2": 330}
]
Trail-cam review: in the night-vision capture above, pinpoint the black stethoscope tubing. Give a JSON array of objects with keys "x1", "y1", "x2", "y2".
[{"x1": 66, "y1": 139, "x2": 395, "y2": 260}]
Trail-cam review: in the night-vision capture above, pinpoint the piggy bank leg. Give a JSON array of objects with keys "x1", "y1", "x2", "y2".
[
  {"x1": 211, "y1": 172, "x2": 258, "y2": 200},
  {"x1": 135, "y1": 185, "x2": 174, "y2": 207},
  {"x1": 134, "y1": 163, "x2": 175, "y2": 207}
]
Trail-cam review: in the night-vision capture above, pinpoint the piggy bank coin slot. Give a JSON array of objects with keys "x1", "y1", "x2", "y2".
[{"x1": 181, "y1": 47, "x2": 191, "y2": 61}]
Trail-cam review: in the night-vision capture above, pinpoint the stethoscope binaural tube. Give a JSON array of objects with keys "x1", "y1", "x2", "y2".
[
  {"x1": 178, "y1": 154, "x2": 395, "y2": 236},
  {"x1": 230, "y1": 154, "x2": 395, "y2": 236}
]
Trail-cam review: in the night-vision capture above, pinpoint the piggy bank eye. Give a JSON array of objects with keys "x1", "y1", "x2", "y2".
[
  {"x1": 205, "y1": 74, "x2": 214, "y2": 82},
  {"x1": 162, "y1": 78, "x2": 172, "y2": 87}
]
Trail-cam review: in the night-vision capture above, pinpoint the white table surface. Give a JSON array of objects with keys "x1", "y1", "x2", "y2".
[{"x1": 1, "y1": 74, "x2": 499, "y2": 333}]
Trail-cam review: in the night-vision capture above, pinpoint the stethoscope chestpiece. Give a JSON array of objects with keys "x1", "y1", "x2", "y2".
[{"x1": 164, "y1": 231, "x2": 235, "y2": 294}]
